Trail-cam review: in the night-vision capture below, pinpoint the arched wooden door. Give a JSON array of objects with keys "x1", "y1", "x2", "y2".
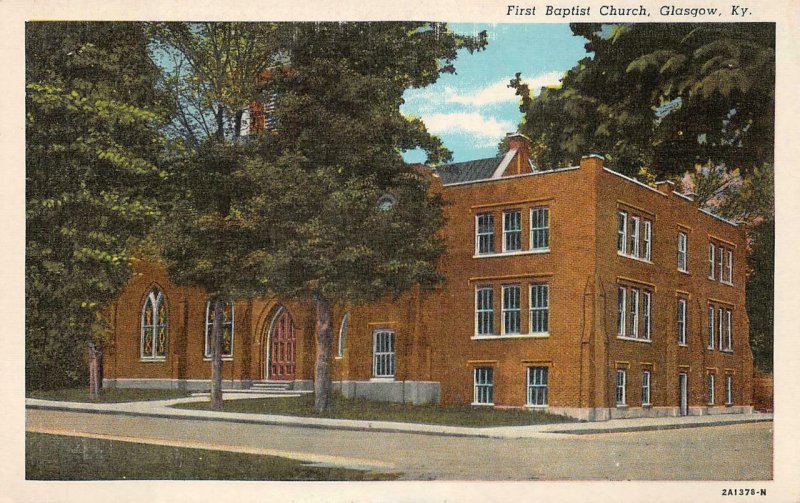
[{"x1": 267, "y1": 307, "x2": 295, "y2": 381}]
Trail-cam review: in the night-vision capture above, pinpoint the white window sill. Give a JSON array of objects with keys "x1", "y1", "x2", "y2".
[
  {"x1": 678, "y1": 269, "x2": 690, "y2": 275},
  {"x1": 203, "y1": 357, "x2": 234, "y2": 362},
  {"x1": 642, "y1": 403, "x2": 652, "y2": 407},
  {"x1": 472, "y1": 333, "x2": 549, "y2": 340},
  {"x1": 525, "y1": 404, "x2": 548, "y2": 409},
  {"x1": 139, "y1": 358, "x2": 167, "y2": 363},
  {"x1": 471, "y1": 402, "x2": 494, "y2": 406},
  {"x1": 474, "y1": 248, "x2": 550, "y2": 259},
  {"x1": 720, "y1": 350, "x2": 734, "y2": 354},
  {"x1": 678, "y1": 343, "x2": 688, "y2": 347},
  {"x1": 616, "y1": 336, "x2": 652, "y2": 343},
  {"x1": 617, "y1": 251, "x2": 652, "y2": 264},
  {"x1": 370, "y1": 377, "x2": 395, "y2": 382},
  {"x1": 616, "y1": 404, "x2": 628, "y2": 408},
  {"x1": 334, "y1": 356, "x2": 343, "y2": 360},
  {"x1": 721, "y1": 281, "x2": 734, "y2": 287}
]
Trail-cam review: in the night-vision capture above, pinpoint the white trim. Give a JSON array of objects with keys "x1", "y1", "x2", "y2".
[
  {"x1": 337, "y1": 312, "x2": 349, "y2": 358},
  {"x1": 372, "y1": 329, "x2": 396, "y2": 378},
  {"x1": 502, "y1": 209, "x2": 522, "y2": 252},
  {"x1": 471, "y1": 333, "x2": 549, "y2": 340},
  {"x1": 491, "y1": 148, "x2": 519, "y2": 178},
  {"x1": 475, "y1": 286, "x2": 494, "y2": 337},
  {"x1": 475, "y1": 213, "x2": 495, "y2": 255},
  {"x1": 616, "y1": 251, "x2": 653, "y2": 264},
  {"x1": 616, "y1": 336, "x2": 652, "y2": 344},
  {"x1": 674, "y1": 192, "x2": 694, "y2": 202},
  {"x1": 473, "y1": 249, "x2": 550, "y2": 259},
  {"x1": 603, "y1": 167, "x2": 666, "y2": 195},
  {"x1": 264, "y1": 305, "x2": 285, "y2": 380},
  {"x1": 699, "y1": 208, "x2": 738, "y2": 227},
  {"x1": 441, "y1": 166, "x2": 579, "y2": 187}
]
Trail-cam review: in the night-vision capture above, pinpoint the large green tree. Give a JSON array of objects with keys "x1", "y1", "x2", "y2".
[
  {"x1": 26, "y1": 22, "x2": 168, "y2": 392},
  {"x1": 245, "y1": 22, "x2": 487, "y2": 411}
]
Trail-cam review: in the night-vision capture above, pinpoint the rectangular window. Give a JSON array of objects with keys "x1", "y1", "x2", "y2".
[
  {"x1": 529, "y1": 283, "x2": 549, "y2": 334},
  {"x1": 502, "y1": 285, "x2": 521, "y2": 334},
  {"x1": 475, "y1": 287, "x2": 494, "y2": 336},
  {"x1": 708, "y1": 374, "x2": 716, "y2": 405},
  {"x1": 474, "y1": 367, "x2": 494, "y2": 405},
  {"x1": 476, "y1": 213, "x2": 495, "y2": 255},
  {"x1": 725, "y1": 249, "x2": 733, "y2": 284},
  {"x1": 677, "y1": 298, "x2": 687, "y2": 345},
  {"x1": 717, "y1": 245, "x2": 724, "y2": 283},
  {"x1": 629, "y1": 288, "x2": 639, "y2": 338},
  {"x1": 718, "y1": 307, "x2": 724, "y2": 350},
  {"x1": 641, "y1": 370, "x2": 651, "y2": 406},
  {"x1": 677, "y1": 232, "x2": 688, "y2": 272},
  {"x1": 527, "y1": 367, "x2": 548, "y2": 406},
  {"x1": 643, "y1": 220, "x2": 652, "y2": 261},
  {"x1": 617, "y1": 211, "x2": 628, "y2": 254},
  {"x1": 642, "y1": 291, "x2": 651, "y2": 340},
  {"x1": 707, "y1": 306, "x2": 715, "y2": 350},
  {"x1": 617, "y1": 287, "x2": 627, "y2": 337},
  {"x1": 630, "y1": 216, "x2": 640, "y2": 258},
  {"x1": 726, "y1": 375, "x2": 733, "y2": 405},
  {"x1": 616, "y1": 369, "x2": 627, "y2": 406},
  {"x1": 372, "y1": 330, "x2": 396, "y2": 378},
  {"x1": 725, "y1": 309, "x2": 733, "y2": 351},
  {"x1": 503, "y1": 210, "x2": 522, "y2": 252},
  {"x1": 530, "y1": 207, "x2": 549, "y2": 250},
  {"x1": 709, "y1": 243, "x2": 716, "y2": 279}
]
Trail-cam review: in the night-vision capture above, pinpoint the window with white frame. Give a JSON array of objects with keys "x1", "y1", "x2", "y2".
[
  {"x1": 642, "y1": 291, "x2": 651, "y2": 340},
  {"x1": 726, "y1": 375, "x2": 733, "y2": 405},
  {"x1": 716, "y1": 245, "x2": 724, "y2": 283},
  {"x1": 725, "y1": 249, "x2": 733, "y2": 284},
  {"x1": 529, "y1": 283, "x2": 549, "y2": 334},
  {"x1": 502, "y1": 285, "x2": 521, "y2": 334},
  {"x1": 707, "y1": 306, "x2": 715, "y2": 350},
  {"x1": 476, "y1": 213, "x2": 495, "y2": 255},
  {"x1": 617, "y1": 287, "x2": 627, "y2": 337},
  {"x1": 204, "y1": 299, "x2": 234, "y2": 358},
  {"x1": 527, "y1": 367, "x2": 548, "y2": 406},
  {"x1": 708, "y1": 243, "x2": 716, "y2": 279},
  {"x1": 503, "y1": 210, "x2": 522, "y2": 252},
  {"x1": 724, "y1": 309, "x2": 732, "y2": 351},
  {"x1": 643, "y1": 220, "x2": 652, "y2": 261},
  {"x1": 677, "y1": 232, "x2": 688, "y2": 272},
  {"x1": 474, "y1": 367, "x2": 494, "y2": 405},
  {"x1": 530, "y1": 207, "x2": 549, "y2": 250},
  {"x1": 337, "y1": 313, "x2": 349, "y2": 358},
  {"x1": 141, "y1": 288, "x2": 168, "y2": 360},
  {"x1": 617, "y1": 211, "x2": 628, "y2": 254},
  {"x1": 616, "y1": 369, "x2": 627, "y2": 406},
  {"x1": 629, "y1": 288, "x2": 640, "y2": 338},
  {"x1": 372, "y1": 330, "x2": 396, "y2": 378},
  {"x1": 718, "y1": 307, "x2": 724, "y2": 350},
  {"x1": 630, "y1": 216, "x2": 640, "y2": 258},
  {"x1": 476, "y1": 287, "x2": 495, "y2": 336},
  {"x1": 677, "y1": 298, "x2": 687, "y2": 346},
  {"x1": 708, "y1": 373, "x2": 716, "y2": 405},
  {"x1": 641, "y1": 370, "x2": 651, "y2": 406}
]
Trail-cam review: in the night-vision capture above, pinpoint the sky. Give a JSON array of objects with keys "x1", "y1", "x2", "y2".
[{"x1": 401, "y1": 24, "x2": 589, "y2": 164}]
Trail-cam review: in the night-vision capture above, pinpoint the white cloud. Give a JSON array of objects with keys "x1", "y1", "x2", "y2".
[
  {"x1": 423, "y1": 112, "x2": 515, "y2": 146},
  {"x1": 444, "y1": 80, "x2": 518, "y2": 107},
  {"x1": 522, "y1": 71, "x2": 564, "y2": 96}
]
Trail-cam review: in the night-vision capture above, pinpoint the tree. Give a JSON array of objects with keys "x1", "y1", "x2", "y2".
[
  {"x1": 246, "y1": 22, "x2": 487, "y2": 411},
  {"x1": 25, "y1": 23, "x2": 168, "y2": 393},
  {"x1": 152, "y1": 22, "x2": 282, "y2": 410}
]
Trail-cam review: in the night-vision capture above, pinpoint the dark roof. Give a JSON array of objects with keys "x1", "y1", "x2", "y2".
[{"x1": 435, "y1": 156, "x2": 502, "y2": 185}]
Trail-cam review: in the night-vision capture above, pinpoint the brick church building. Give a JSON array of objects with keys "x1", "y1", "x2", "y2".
[{"x1": 103, "y1": 134, "x2": 754, "y2": 421}]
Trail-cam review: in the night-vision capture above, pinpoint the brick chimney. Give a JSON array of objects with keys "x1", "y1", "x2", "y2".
[
  {"x1": 655, "y1": 180, "x2": 675, "y2": 196},
  {"x1": 500, "y1": 133, "x2": 532, "y2": 176},
  {"x1": 579, "y1": 154, "x2": 605, "y2": 172}
]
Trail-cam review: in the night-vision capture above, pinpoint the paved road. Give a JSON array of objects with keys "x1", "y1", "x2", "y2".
[{"x1": 26, "y1": 409, "x2": 772, "y2": 480}]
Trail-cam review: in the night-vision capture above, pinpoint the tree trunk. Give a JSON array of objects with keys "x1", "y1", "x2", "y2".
[
  {"x1": 88, "y1": 343, "x2": 103, "y2": 401},
  {"x1": 210, "y1": 297, "x2": 225, "y2": 411},
  {"x1": 313, "y1": 292, "x2": 333, "y2": 412}
]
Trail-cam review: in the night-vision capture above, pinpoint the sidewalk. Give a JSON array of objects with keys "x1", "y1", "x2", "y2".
[{"x1": 26, "y1": 393, "x2": 773, "y2": 439}]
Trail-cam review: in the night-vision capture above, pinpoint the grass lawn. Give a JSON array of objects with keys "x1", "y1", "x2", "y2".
[
  {"x1": 174, "y1": 394, "x2": 577, "y2": 427},
  {"x1": 26, "y1": 432, "x2": 398, "y2": 480},
  {"x1": 27, "y1": 387, "x2": 192, "y2": 403}
]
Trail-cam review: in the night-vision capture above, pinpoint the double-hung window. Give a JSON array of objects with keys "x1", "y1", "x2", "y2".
[
  {"x1": 616, "y1": 369, "x2": 627, "y2": 406},
  {"x1": 530, "y1": 207, "x2": 549, "y2": 250},
  {"x1": 503, "y1": 210, "x2": 522, "y2": 252},
  {"x1": 617, "y1": 287, "x2": 627, "y2": 337},
  {"x1": 677, "y1": 232, "x2": 688, "y2": 272},
  {"x1": 476, "y1": 213, "x2": 494, "y2": 255},
  {"x1": 529, "y1": 283, "x2": 549, "y2": 334},
  {"x1": 372, "y1": 330, "x2": 396, "y2": 378},
  {"x1": 642, "y1": 291, "x2": 651, "y2": 340},
  {"x1": 204, "y1": 299, "x2": 235, "y2": 359},
  {"x1": 723, "y1": 249, "x2": 733, "y2": 284},
  {"x1": 475, "y1": 287, "x2": 494, "y2": 336},
  {"x1": 726, "y1": 375, "x2": 733, "y2": 405},
  {"x1": 718, "y1": 307, "x2": 724, "y2": 350},
  {"x1": 709, "y1": 243, "x2": 716, "y2": 279},
  {"x1": 708, "y1": 374, "x2": 716, "y2": 405},
  {"x1": 707, "y1": 306, "x2": 715, "y2": 349},
  {"x1": 474, "y1": 367, "x2": 494, "y2": 405},
  {"x1": 629, "y1": 288, "x2": 640, "y2": 338},
  {"x1": 502, "y1": 285, "x2": 521, "y2": 334},
  {"x1": 630, "y1": 216, "x2": 640, "y2": 258},
  {"x1": 724, "y1": 309, "x2": 733, "y2": 351},
  {"x1": 677, "y1": 298, "x2": 687, "y2": 346},
  {"x1": 641, "y1": 370, "x2": 651, "y2": 406},
  {"x1": 527, "y1": 367, "x2": 548, "y2": 406},
  {"x1": 643, "y1": 221, "x2": 652, "y2": 261},
  {"x1": 717, "y1": 246, "x2": 724, "y2": 282},
  {"x1": 617, "y1": 211, "x2": 628, "y2": 254}
]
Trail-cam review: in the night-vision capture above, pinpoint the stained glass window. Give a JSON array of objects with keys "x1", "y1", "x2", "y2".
[
  {"x1": 141, "y1": 288, "x2": 167, "y2": 360},
  {"x1": 204, "y1": 299, "x2": 235, "y2": 358}
]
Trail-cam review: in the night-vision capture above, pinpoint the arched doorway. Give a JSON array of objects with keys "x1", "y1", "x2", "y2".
[{"x1": 265, "y1": 306, "x2": 295, "y2": 381}]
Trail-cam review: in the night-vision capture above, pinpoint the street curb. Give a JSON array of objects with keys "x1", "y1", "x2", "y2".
[{"x1": 26, "y1": 402, "x2": 773, "y2": 438}]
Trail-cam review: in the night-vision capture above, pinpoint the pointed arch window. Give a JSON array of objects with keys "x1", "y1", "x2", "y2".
[
  {"x1": 204, "y1": 300, "x2": 235, "y2": 359},
  {"x1": 337, "y1": 313, "x2": 349, "y2": 358},
  {"x1": 141, "y1": 288, "x2": 168, "y2": 360}
]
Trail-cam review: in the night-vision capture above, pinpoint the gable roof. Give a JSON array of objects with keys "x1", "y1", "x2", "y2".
[{"x1": 435, "y1": 156, "x2": 504, "y2": 185}]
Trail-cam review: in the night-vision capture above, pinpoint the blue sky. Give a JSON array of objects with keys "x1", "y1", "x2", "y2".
[{"x1": 401, "y1": 24, "x2": 588, "y2": 164}]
